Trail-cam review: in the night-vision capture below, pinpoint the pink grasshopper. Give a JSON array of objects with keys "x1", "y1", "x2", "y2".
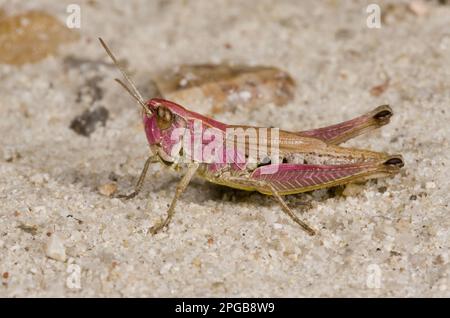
[{"x1": 99, "y1": 39, "x2": 404, "y2": 236}]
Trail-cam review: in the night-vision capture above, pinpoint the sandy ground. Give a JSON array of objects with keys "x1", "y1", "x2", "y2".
[{"x1": 0, "y1": 0, "x2": 449, "y2": 297}]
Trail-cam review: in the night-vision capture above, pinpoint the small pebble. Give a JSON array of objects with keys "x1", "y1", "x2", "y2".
[
  {"x1": 408, "y1": 1, "x2": 428, "y2": 16},
  {"x1": 425, "y1": 182, "x2": 436, "y2": 189},
  {"x1": 273, "y1": 223, "x2": 283, "y2": 230},
  {"x1": 179, "y1": 78, "x2": 188, "y2": 87},
  {"x1": 239, "y1": 90, "x2": 252, "y2": 101},
  {"x1": 98, "y1": 182, "x2": 117, "y2": 197},
  {"x1": 192, "y1": 258, "x2": 202, "y2": 269},
  {"x1": 160, "y1": 262, "x2": 173, "y2": 274},
  {"x1": 342, "y1": 183, "x2": 364, "y2": 197},
  {"x1": 30, "y1": 173, "x2": 49, "y2": 184},
  {"x1": 45, "y1": 234, "x2": 67, "y2": 262}
]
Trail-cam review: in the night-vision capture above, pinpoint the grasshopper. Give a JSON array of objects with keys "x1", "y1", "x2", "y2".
[{"x1": 99, "y1": 39, "x2": 404, "y2": 236}]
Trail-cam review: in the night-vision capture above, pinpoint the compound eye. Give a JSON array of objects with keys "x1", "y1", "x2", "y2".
[{"x1": 156, "y1": 106, "x2": 173, "y2": 130}]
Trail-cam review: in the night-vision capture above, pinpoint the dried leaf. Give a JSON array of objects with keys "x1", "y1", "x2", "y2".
[
  {"x1": 0, "y1": 10, "x2": 79, "y2": 65},
  {"x1": 153, "y1": 64, "x2": 295, "y2": 114}
]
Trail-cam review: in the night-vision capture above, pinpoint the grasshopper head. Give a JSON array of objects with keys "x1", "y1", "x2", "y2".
[
  {"x1": 143, "y1": 98, "x2": 228, "y2": 165},
  {"x1": 146, "y1": 99, "x2": 176, "y2": 130},
  {"x1": 142, "y1": 98, "x2": 189, "y2": 164},
  {"x1": 98, "y1": 38, "x2": 196, "y2": 165}
]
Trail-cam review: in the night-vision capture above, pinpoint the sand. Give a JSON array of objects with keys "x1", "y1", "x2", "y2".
[{"x1": 0, "y1": 0, "x2": 449, "y2": 297}]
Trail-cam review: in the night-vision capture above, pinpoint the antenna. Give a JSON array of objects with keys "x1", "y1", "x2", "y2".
[
  {"x1": 114, "y1": 78, "x2": 146, "y2": 107},
  {"x1": 98, "y1": 38, "x2": 151, "y2": 115}
]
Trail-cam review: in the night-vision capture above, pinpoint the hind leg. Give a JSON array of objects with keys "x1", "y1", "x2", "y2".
[{"x1": 296, "y1": 105, "x2": 393, "y2": 145}]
